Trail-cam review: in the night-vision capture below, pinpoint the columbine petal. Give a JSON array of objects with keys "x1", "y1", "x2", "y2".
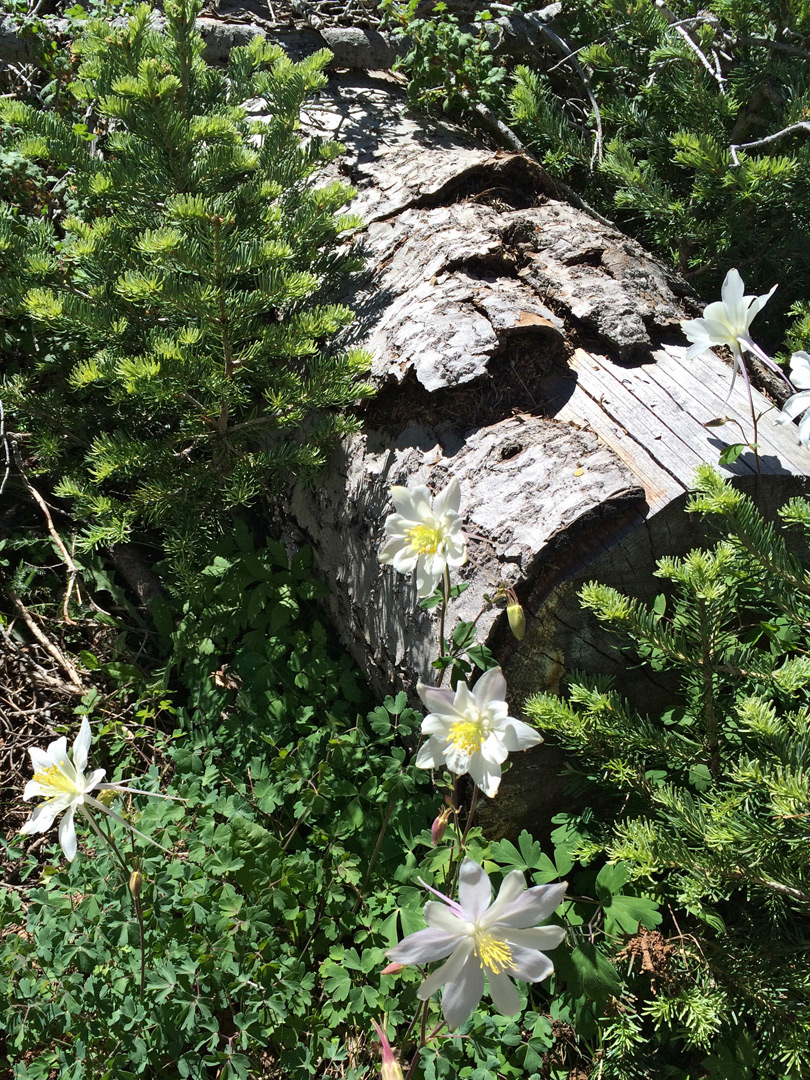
[
  {"x1": 458, "y1": 859, "x2": 492, "y2": 920},
  {"x1": 790, "y1": 351, "x2": 810, "y2": 390},
  {"x1": 28, "y1": 746, "x2": 54, "y2": 774},
  {"x1": 478, "y1": 735, "x2": 510, "y2": 766},
  {"x1": 417, "y1": 682, "x2": 456, "y2": 715},
  {"x1": 390, "y1": 546, "x2": 419, "y2": 574},
  {"x1": 467, "y1": 751, "x2": 502, "y2": 796},
  {"x1": 415, "y1": 739, "x2": 447, "y2": 769},
  {"x1": 443, "y1": 741, "x2": 473, "y2": 776},
  {"x1": 484, "y1": 869, "x2": 529, "y2": 919},
  {"x1": 500, "y1": 719, "x2": 543, "y2": 752},
  {"x1": 424, "y1": 902, "x2": 466, "y2": 935},
  {"x1": 720, "y1": 268, "x2": 745, "y2": 316},
  {"x1": 387, "y1": 926, "x2": 462, "y2": 966},
  {"x1": 471, "y1": 665, "x2": 507, "y2": 707},
  {"x1": 798, "y1": 409, "x2": 810, "y2": 448},
  {"x1": 503, "y1": 926, "x2": 567, "y2": 953},
  {"x1": 415, "y1": 562, "x2": 441, "y2": 598},
  {"x1": 417, "y1": 939, "x2": 475, "y2": 1000},
  {"x1": 486, "y1": 881, "x2": 568, "y2": 929},
  {"x1": 778, "y1": 391, "x2": 810, "y2": 422},
  {"x1": 72, "y1": 717, "x2": 92, "y2": 774},
  {"x1": 85, "y1": 768, "x2": 107, "y2": 789},
  {"x1": 488, "y1": 970, "x2": 522, "y2": 1015},
  {"x1": 508, "y1": 942, "x2": 557, "y2": 983},
  {"x1": 58, "y1": 804, "x2": 78, "y2": 861},
  {"x1": 20, "y1": 798, "x2": 70, "y2": 835},
  {"x1": 432, "y1": 477, "x2": 461, "y2": 517},
  {"x1": 45, "y1": 736, "x2": 69, "y2": 767},
  {"x1": 440, "y1": 951, "x2": 485, "y2": 1029},
  {"x1": 748, "y1": 283, "x2": 778, "y2": 319}
]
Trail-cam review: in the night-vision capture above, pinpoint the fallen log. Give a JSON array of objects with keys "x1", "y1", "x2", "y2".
[{"x1": 284, "y1": 72, "x2": 809, "y2": 836}]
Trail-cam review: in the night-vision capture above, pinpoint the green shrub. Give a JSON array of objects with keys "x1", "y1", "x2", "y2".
[
  {"x1": 0, "y1": 0, "x2": 371, "y2": 578},
  {"x1": 527, "y1": 467, "x2": 810, "y2": 1078}
]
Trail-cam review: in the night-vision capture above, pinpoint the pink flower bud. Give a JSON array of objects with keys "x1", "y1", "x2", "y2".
[
  {"x1": 371, "y1": 1019, "x2": 405, "y2": 1080},
  {"x1": 430, "y1": 805, "x2": 453, "y2": 845},
  {"x1": 381, "y1": 961, "x2": 405, "y2": 976}
]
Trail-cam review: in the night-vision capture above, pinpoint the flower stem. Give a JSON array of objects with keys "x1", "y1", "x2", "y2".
[
  {"x1": 79, "y1": 807, "x2": 147, "y2": 996},
  {"x1": 404, "y1": 1000, "x2": 431, "y2": 1080},
  {"x1": 437, "y1": 569, "x2": 451, "y2": 687},
  {"x1": 736, "y1": 349, "x2": 761, "y2": 475}
]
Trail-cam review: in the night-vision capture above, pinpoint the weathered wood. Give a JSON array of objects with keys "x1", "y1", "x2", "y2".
[{"x1": 286, "y1": 72, "x2": 810, "y2": 835}]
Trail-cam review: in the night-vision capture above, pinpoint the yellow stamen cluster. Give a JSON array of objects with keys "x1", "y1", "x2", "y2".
[
  {"x1": 474, "y1": 931, "x2": 516, "y2": 975},
  {"x1": 406, "y1": 523, "x2": 443, "y2": 555},
  {"x1": 448, "y1": 721, "x2": 483, "y2": 754},
  {"x1": 32, "y1": 763, "x2": 79, "y2": 796}
]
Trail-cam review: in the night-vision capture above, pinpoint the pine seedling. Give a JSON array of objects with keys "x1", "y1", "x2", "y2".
[{"x1": 0, "y1": 0, "x2": 371, "y2": 578}]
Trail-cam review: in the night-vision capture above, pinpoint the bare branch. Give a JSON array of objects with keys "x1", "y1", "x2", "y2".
[
  {"x1": 737, "y1": 35, "x2": 810, "y2": 60},
  {"x1": 730, "y1": 121, "x2": 810, "y2": 166}
]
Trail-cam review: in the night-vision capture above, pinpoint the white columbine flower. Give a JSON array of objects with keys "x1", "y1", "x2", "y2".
[
  {"x1": 416, "y1": 666, "x2": 542, "y2": 798},
  {"x1": 386, "y1": 859, "x2": 566, "y2": 1030},
  {"x1": 21, "y1": 717, "x2": 174, "y2": 862},
  {"x1": 681, "y1": 268, "x2": 776, "y2": 362},
  {"x1": 379, "y1": 477, "x2": 467, "y2": 598},
  {"x1": 776, "y1": 351, "x2": 810, "y2": 446}
]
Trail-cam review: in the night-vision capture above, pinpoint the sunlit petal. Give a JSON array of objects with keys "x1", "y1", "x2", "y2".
[
  {"x1": 72, "y1": 717, "x2": 92, "y2": 774},
  {"x1": 488, "y1": 970, "x2": 522, "y2": 1015},
  {"x1": 417, "y1": 939, "x2": 474, "y2": 1000},
  {"x1": 58, "y1": 804, "x2": 78, "y2": 862},
  {"x1": 387, "y1": 926, "x2": 462, "y2": 966},
  {"x1": 458, "y1": 859, "x2": 492, "y2": 919}
]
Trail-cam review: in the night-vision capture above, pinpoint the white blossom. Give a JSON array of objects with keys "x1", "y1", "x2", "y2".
[
  {"x1": 386, "y1": 859, "x2": 566, "y2": 1030},
  {"x1": 680, "y1": 268, "x2": 784, "y2": 401},
  {"x1": 416, "y1": 667, "x2": 542, "y2": 798},
  {"x1": 20, "y1": 717, "x2": 174, "y2": 861},
  {"x1": 776, "y1": 351, "x2": 810, "y2": 446},
  {"x1": 379, "y1": 477, "x2": 466, "y2": 598},
  {"x1": 681, "y1": 268, "x2": 776, "y2": 362}
]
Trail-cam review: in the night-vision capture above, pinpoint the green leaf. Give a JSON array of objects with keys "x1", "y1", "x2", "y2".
[
  {"x1": 689, "y1": 763, "x2": 712, "y2": 791},
  {"x1": 452, "y1": 620, "x2": 476, "y2": 649},
  {"x1": 603, "y1": 893, "x2": 662, "y2": 936},
  {"x1": 718, "y1": 443, "x2": 747, "y2": 465},
  {"x1": 595, "y1": 862, "x2": 632, "y2": 900},
  {"x1": 563, "y1": 943, "x2": 621, "y2": 1004}
]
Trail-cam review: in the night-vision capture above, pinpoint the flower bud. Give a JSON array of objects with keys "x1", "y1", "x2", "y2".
[
  {"x1": 380, "y1": 961, "x2": 405, "y2": 976},
  {"x1": 96, "y1": 789, "x2": 116, "y2": 807},
  {"x1": 371, "y1": 1019, "x2": 404, "y2": 1080},
  {"x1": 128, "y1": 870, "x2": 143, "y2": 900},
  {"x1": 507, "y1": 598, "x2": 526, "y2": 640},
  {"x1": 430, "y1": 805, "x2": 452, "y2": 846}
]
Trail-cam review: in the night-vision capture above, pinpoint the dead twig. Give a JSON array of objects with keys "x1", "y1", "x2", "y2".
[
  {"x1": 730, "y1": 121, "x2": 810, "y2": 166},
  {"x1": 4, "y1": 588, "x2": 85, "y2": 693},
  {"x1": 8, "y1": 436, "x2": 82, "y2": 622}
]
